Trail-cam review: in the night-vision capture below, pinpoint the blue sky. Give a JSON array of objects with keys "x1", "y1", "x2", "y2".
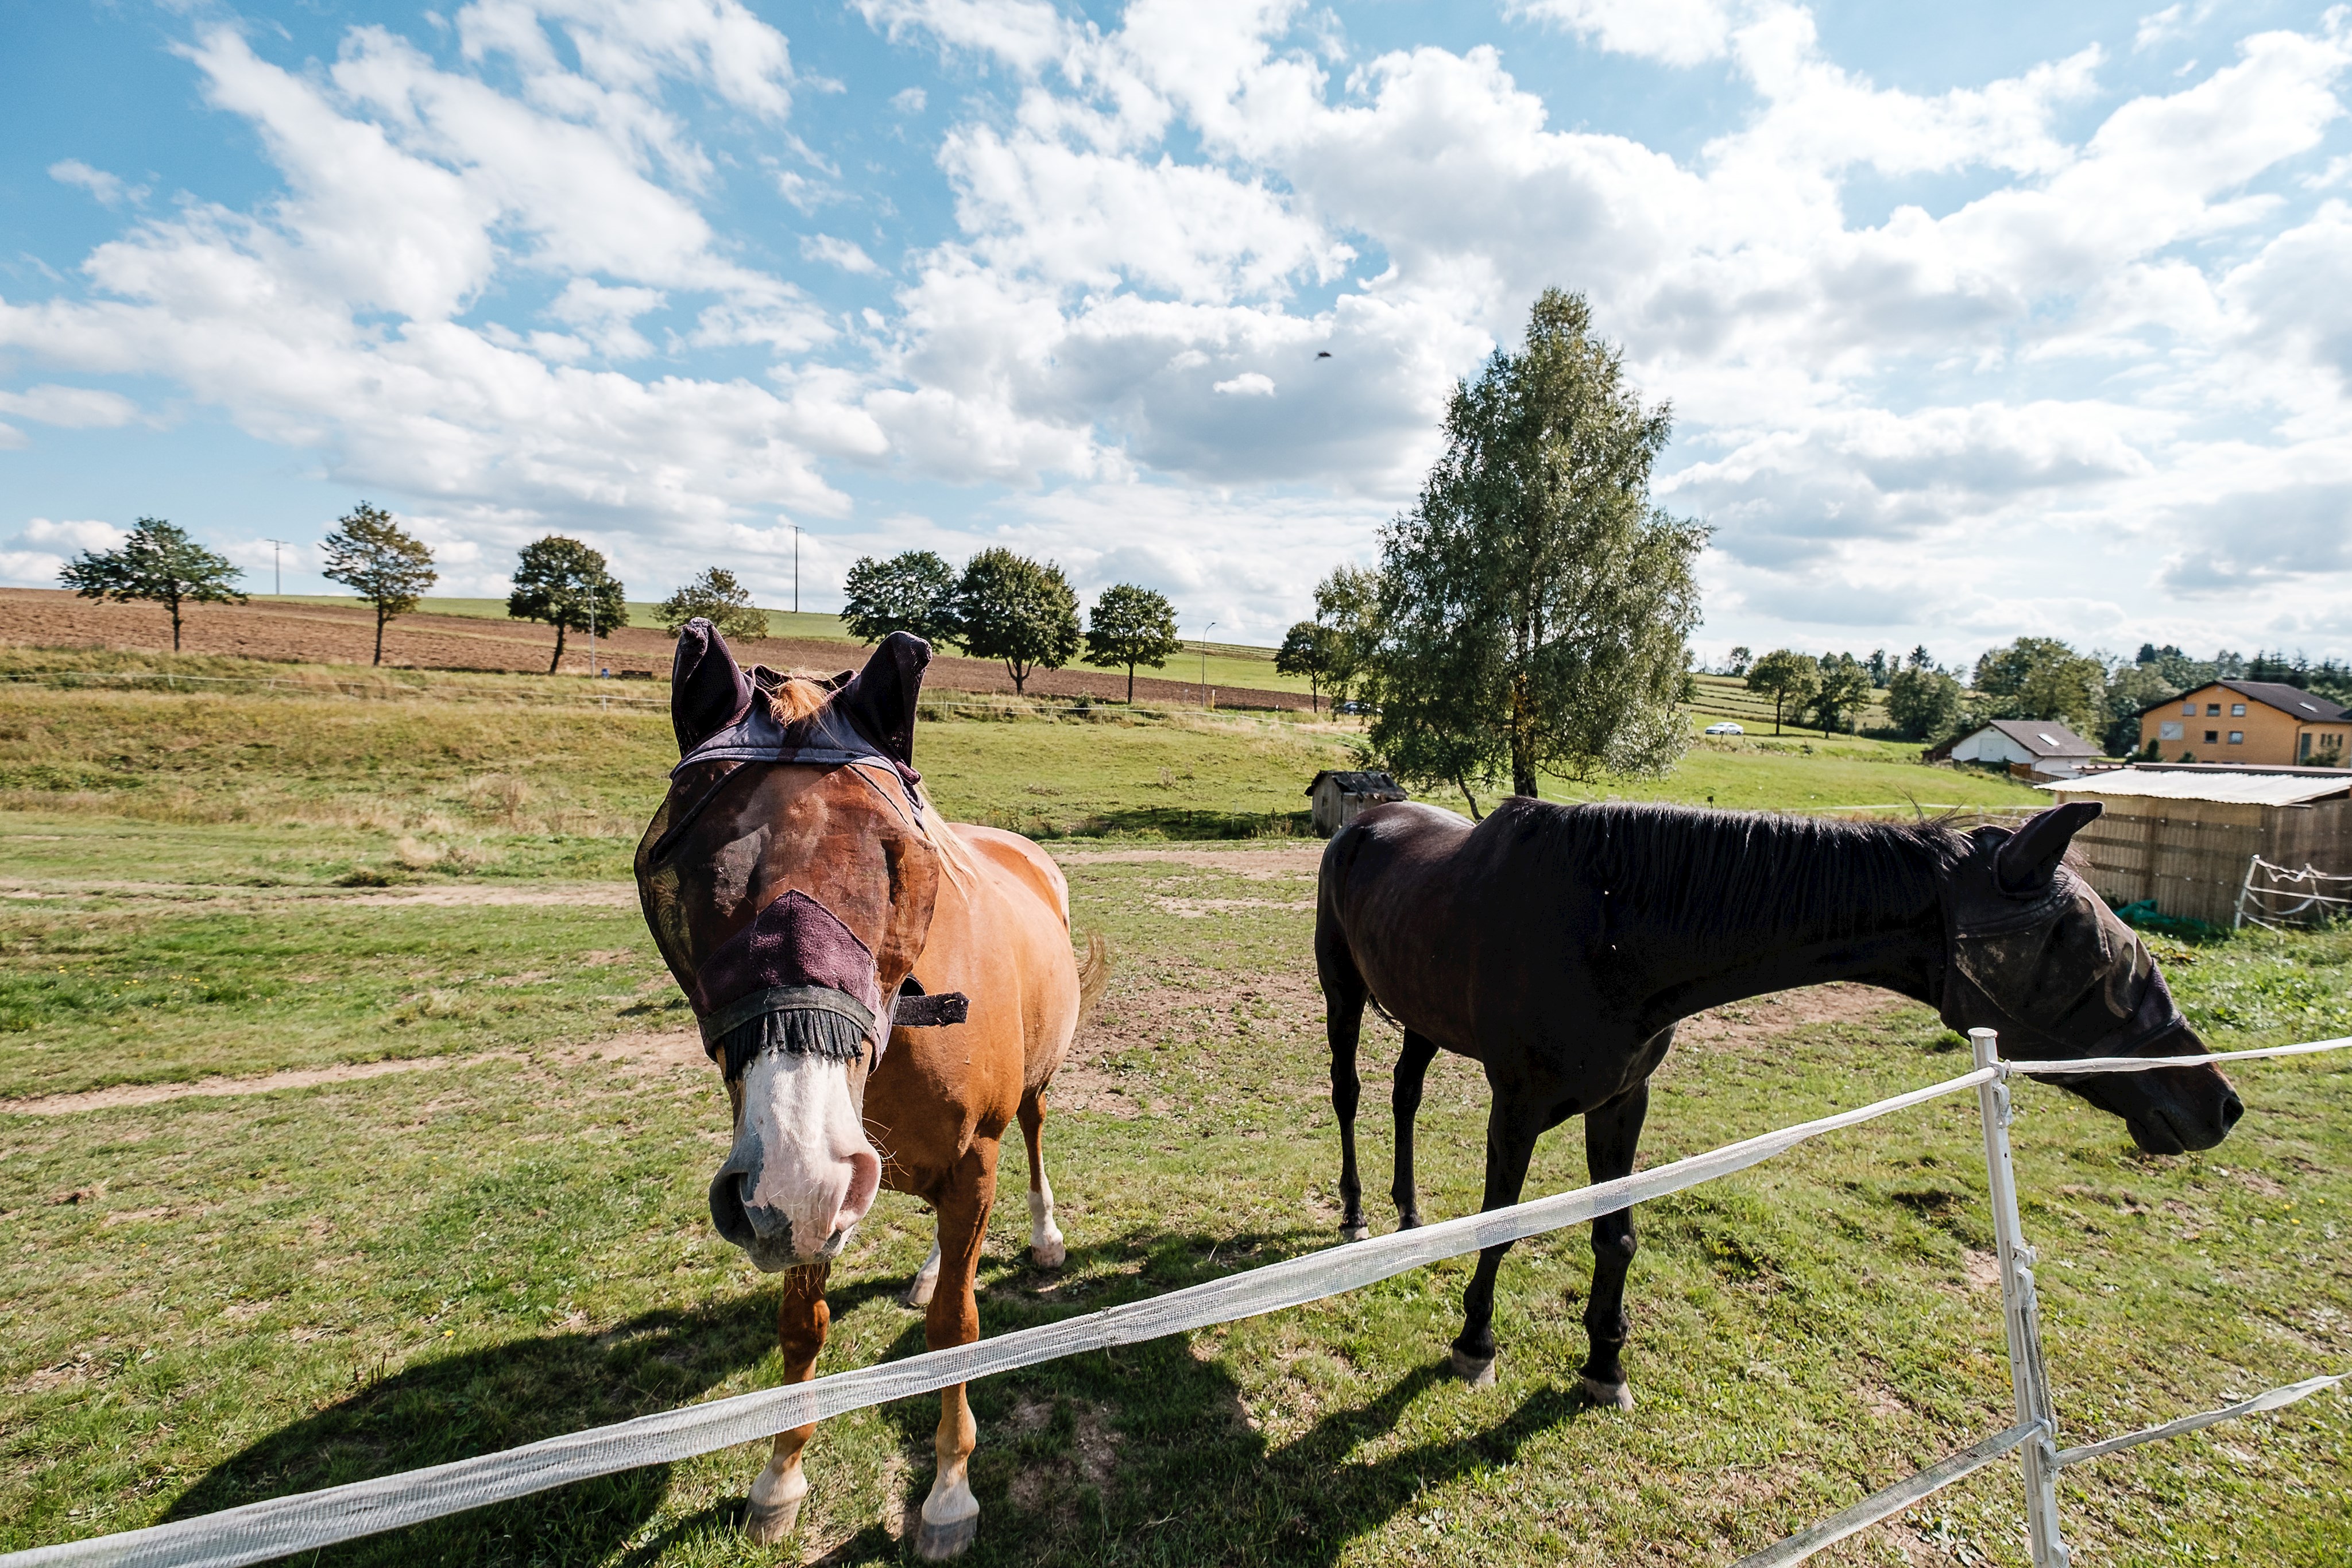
[{"x1": 3, "y1": 1, "x2": 2349, "y2": 665}]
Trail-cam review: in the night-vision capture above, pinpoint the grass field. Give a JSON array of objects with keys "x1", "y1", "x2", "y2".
[
  {"x1": 2, "y1": 826, "x2": 2347, "y2": 1565},
  {"x1": 3, "y1": 648, "x2": 2337, "y2": 1565}
]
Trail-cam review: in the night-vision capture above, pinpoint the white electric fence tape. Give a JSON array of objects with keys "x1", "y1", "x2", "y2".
[
  {"x1": 4, "y1": 1070, "x2": 2000, "y2": 1568},
  {"x1": 2005, "y1": 1036, "x2": 2352, "y2": 1078},
  {"x1": 2055, "y1": 1373, "x2": 2347, "y2": 1469},
  {"x1": 1728, "y1": 1422, "x2": 2040, "y2": 1568}
]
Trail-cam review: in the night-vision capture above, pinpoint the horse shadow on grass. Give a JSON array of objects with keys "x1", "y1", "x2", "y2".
[
  {"x1": 168, "y1": 1226, "x2": 1596, "y2": 1566},
  {"x1": 667, "y1": 1226, "x2": 1604, "y2": 1567},
  {"x1": 163, "y1": 1294, "x2": 782, "y2": 1566}
]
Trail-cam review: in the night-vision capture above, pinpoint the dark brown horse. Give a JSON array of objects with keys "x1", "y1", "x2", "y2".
[
  {"x1": 637, "y1": 623, "x2": 1107, "y2": 1559},
  {"x1": 1317, "y1": 797, "x2": 2241, "y2": 1398}
]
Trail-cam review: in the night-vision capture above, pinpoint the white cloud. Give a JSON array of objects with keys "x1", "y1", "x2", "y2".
[
  {"x1": 1506, "y1": 0, "x2": 1740, "y2": 68},
  {"x1": 0, "y1": 386, "x2": 141, "y2": 428},
  {"x1": 801, "y1": 234, "x2": 888, "y2": 276},
  {"x1": 49, "y1": 160, "x2": 146, "y2": 208},
  {"x1": 1212, "y1": 371, "x2": 1275, "y2": 395},
  {"x1": 892, "y1": 86, "x2": 927, "y2": 113}
]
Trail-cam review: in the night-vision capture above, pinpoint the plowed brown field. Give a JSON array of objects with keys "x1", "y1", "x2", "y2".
[{"x1": 0, "y1": 589, "x2": 1309, "y2": 709}]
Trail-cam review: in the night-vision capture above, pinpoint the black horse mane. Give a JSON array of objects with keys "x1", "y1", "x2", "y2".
[{"x1": 1495, "y1": 797, "x2": 1974, "y2": 950}]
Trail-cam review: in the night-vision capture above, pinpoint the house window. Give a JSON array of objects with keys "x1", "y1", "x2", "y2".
[
  {"x1": 2229, "y1": 731, "x2": 2244, "y2": 745},
  {"x1": 2207, "y1": 703, "x2": 2222, "y2": 716},
  {"x1": 2231, "y1": 703, "x2": 2246, "y2": 716},
  {"x1": 2160, "y1": 722, "x2": 2183, "y2": 740},
  {"x1": 2302, "y1": 734, "x2": 2314, "y2": 760},
  {"x1": 2205, "y1": 730, "x2": 2219, "y2": 744},
  {"x1": 2182, "y1": 702, "x2": 2198, "y2": 715}
]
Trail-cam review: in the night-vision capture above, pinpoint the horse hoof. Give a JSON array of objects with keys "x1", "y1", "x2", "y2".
[
  {"x1": 1030, "y1": 1239, "x2": 1066, "y2": 1270},
  {"x1": 915, "y1": 1512, "x2": 979, "y2": 1560},
  {"x1": 1341, "y1": 1223, "x2": 1371, "y2": 1243},
  {"x1": 1579, "y1": 1375, "x2": 1634, "y2": 1410},
  {"x1": 744, "y1": 1494, "x2": 802, "y2": 1545},
  {"x1": 1447, "y1": 1349, "x2": 1498, "y2": 1387}
]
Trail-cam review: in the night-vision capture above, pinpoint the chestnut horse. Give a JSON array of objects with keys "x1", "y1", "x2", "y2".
[
  {"x1": 636, "y1": 622, "x2": 1107, "y2": 1559},
  {"x1": 1318, "y1": 798, "x2": 2241, "y2": 1399}
]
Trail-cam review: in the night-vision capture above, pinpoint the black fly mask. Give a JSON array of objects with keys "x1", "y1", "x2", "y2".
[{"x1": 1937, "y1": 805, "x2": 2187, "y2": 1062}]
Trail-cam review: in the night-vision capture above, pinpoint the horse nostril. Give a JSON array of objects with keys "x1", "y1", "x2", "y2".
[{"x1": 2221, "y1": 1093, "x2": 2245, "y2": 1130}]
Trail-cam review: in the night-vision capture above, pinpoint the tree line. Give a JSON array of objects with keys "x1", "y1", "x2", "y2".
[
  {"x1": 56, "y1": 510, "x2": 1189, "y2": 695},
  {"x1": 1726, "y1": 637, "x2": 2352, "y2": 754},
  {"x1": 835, "y1": 548, "x2": 1183, "y2": 702}
]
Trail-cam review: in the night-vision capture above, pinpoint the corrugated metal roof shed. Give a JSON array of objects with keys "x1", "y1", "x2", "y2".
[{"x1": 2038, "y1": 769, "x2": 2352, "y2": 806}]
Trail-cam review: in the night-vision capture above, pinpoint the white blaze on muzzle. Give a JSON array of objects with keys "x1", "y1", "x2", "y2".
[{"x1": 714, "y1": 1051, "x2": 882, "y2": 1271}]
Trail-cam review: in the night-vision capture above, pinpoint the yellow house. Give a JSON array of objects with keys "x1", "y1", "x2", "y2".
[{"x1": 2138, "y1": 680, "x2": 2350, "y2": 767}]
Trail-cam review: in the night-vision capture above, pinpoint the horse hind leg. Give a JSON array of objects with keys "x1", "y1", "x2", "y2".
[
  {"x1": 1390, "y1": 1030, "x2": 1440, "y2": 1230},
  {"x1": 1318, "y1": 913, "x2": 1372, "y2": 1241},
  {"x1": 746, "y1": 1261, "x2": 831, "y2": 1543},
  {"x1": 902, "y1": 1237, "x2": 943, "y2": 1309},
  {"x1": 1577, "y1": 1082, "x2": 1651, "y2": 1411},
  {"x1": 1018, "y1": 1087, "x2": 1066, "y2": 1268}
]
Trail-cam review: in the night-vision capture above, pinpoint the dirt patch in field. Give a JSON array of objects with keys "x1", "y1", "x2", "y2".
[
  {"x1": 0, "y1": 588, "x2": 1314, "y2": 708},
  {"x1": 0, "y1": 1029, "x2": 703, "y2": 1117},
  {"x1": 1054, "y1": 846, "x2": 1325, "y2": 878}
]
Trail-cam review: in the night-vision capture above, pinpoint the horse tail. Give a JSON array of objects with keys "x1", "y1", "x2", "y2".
[{"x1": 1074, "y1": 930, "x2": 1112, "y2": 1033}]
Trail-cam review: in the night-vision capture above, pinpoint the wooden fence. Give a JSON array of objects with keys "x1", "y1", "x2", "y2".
[{"x1": 2062, "y1": 797, "x2": 2351, "y2": 926}]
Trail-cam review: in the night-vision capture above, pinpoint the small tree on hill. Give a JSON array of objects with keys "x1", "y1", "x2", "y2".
[
  {"x1": 1275, "y1": 621, "x2": 1337, "y2": 714},
  {"x1": 1809, "y1": 652, "x2": 1874, "y2": 735},
  {"x1": 321, "y1": 501, "x2": 436, "y2": 666},
  {"x1": 507, "y1": 536, "x2": 628, "y2": 675},
  {"x1": 953, "y1": 548, "x2": 1080, "y2": 695},
  {"x1": 1886, "y1": 665, "x2": 1964, "y2": 741},
  {"x1": 59, "y1": 517, "x2": 245, "y2": 651},
  {"x1": 1744, "y1": 649, "x2": 1817, "y2": 735},
  {"x1": 656, "y1": 567, "x2": 768, "y2": 644},
  {"x1": 842, "y1": 550, "x2": 959, "y2": 645},
  {"x1": 1369, "y1": 289, "x2": 1705, "y2": 812},
  {"x1": 1726, "y1": 645, "x2": 1753, "y2": 676},
  {"x1": 1082, "y1": 583, "x2": 1182, "y2": 703}
]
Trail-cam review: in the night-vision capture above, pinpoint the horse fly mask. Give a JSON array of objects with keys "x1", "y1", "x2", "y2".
[
  {"x1": 663, "y1": 649, "x2": 969, "y2": 1086},
  {"x1": 1937, "y1": 827, "x2": 2185, "y2": 1063}
]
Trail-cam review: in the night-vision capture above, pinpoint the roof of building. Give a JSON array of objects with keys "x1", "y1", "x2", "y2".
[
  {"x1": 1981, "y1": 718, "x2": 2102, "y2": 757},
  {"x1": 2041, "y1": 764, "x2": 2352, "y2": 807},
  {"x1": 2135, "y1": 679, "x2": 2351, "y2": 723},
  {"x1": 1304, "y1": 769, "x2": 1407, "y2": 799}
]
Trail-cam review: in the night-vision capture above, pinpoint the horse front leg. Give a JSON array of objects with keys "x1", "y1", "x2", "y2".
[
  {"x1": 746, "y1": 1260, "x2": 831, "y2": 1544},
  {"x1": 1390, "y1": 1030, "x2": 1440, "y2": 1229},
  {"x1": 916, "y1": 1137, "x2": 998, "y2": 1561},
  {"x1": 1579, "y1": 1081, "x2": 1650, "y2": 1410},
  {"x1": 1449, "y1": 1090, "x2": 1545, "y2": 1387}
]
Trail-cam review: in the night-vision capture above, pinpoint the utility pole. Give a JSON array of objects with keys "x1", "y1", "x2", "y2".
[
  {"x1": 587, "y1": 596, "x2": 595, "y2": 679},
  {"x1": 264, "y1": 540, "x2": 291, "y2": 598},
  {"x1": 1201, "y1": 622, "x2": 1216, "y2": 707},
  {"x1": 794, "y1": 525, "x2": 802, "y2": 615}
]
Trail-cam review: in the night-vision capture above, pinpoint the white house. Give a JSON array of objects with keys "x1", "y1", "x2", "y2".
[{"x1": 1929, "y1": 718, "x2": 2104, "y2": 780}]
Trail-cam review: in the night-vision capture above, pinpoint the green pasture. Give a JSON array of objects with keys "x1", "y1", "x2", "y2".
[
  {"x1": 0, "y1": 651, "x2": 2036, "y2": 875},
  {"x1": 2, "y1": 828, "x2": 2348, "y2": 1564}
]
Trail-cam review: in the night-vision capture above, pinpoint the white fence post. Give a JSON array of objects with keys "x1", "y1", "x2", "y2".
[{"x1": 1972, "y1": 1027, "x2": 2070, "y2": 1568}]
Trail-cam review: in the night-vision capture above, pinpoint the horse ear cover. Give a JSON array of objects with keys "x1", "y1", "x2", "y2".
[
  {"x1": 671, "y1": 618, "x2": 753, "y2": 756},
  {"x1": 833, "y1": 631, "x2": 931, "y2": 767},
  {"x1": 1994, "y1": 800, "x2": 2102, "y2": 895}
]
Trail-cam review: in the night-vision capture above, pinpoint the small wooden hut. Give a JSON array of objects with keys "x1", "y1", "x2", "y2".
[
  {"x1": 1306, "y1": 769, "x2": 1407, "y2": 837},
  {"x1": 2039, "y1": 764, "x2": 2352, "y2": 926}
]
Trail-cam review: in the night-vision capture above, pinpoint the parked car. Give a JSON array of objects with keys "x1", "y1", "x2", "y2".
[{"x1": 1703, "y1": 721, "x2": 1744, "y2": 735}]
